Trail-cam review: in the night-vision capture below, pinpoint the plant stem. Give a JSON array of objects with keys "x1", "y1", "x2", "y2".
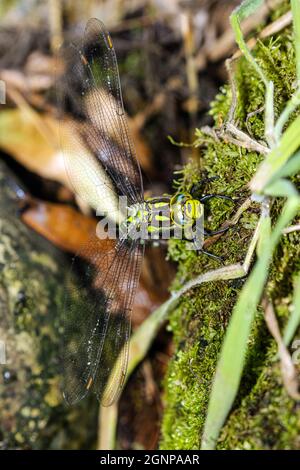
[{"x1": 275, "y1": 88, "x2": 300, "y2": 138}]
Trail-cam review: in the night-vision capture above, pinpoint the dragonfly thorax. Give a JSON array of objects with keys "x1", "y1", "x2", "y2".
[
  {"x1": 122, "y1": 201, "x2": 169, "y2": 240},
  {"x1": 170, "y1": 193, "x2": 204, "y2": 228}
]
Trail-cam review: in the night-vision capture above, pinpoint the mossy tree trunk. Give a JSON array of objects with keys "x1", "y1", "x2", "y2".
[
  {"x1": 0, "y1": 161, "x2": 98, "y2": 449},
  {"x1": 161, "y1": 1, "x2": 300, "y2": 450}
]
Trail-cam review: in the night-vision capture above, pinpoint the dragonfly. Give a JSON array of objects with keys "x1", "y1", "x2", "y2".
[{"x1": 57, "y1": 18, "x2": 233, "y2": 406}]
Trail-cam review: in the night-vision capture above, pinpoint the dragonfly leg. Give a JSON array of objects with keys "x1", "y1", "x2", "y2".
[
  {"x1": 200, "y1": 194, "x2": 235, "y2": 204},
  {"x1": 190, "y1": 177, "x2": 220, "y2": 198},
  {"x1": 180, "y1": 234, "x2": 224, "y2": 263},
  {"x1": 204, "y1": 226, "x2": 229, "y2": 236},
  {"x1": 198, "y1": 248, "x2": 224, "y2": 263}
]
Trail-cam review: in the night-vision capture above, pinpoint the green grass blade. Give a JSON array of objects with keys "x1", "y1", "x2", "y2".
[
  {"x1": 234, "y1": 0, "x2": 264, "y2": 20},
  {"x1": 274, "y1": 1, "x2": 300, "y2": 139},
  {"x1": 275, "y1": 89, "x2": 300, "y2": 139},
  {"x1": 230, "y1": 0, "x2": 266, "y2": 85},
  {"x1": 251, "y1": 114, "x2": 300, "y2": 192},
  {"x1": 271, "y1": 150, "x2": 300, "y2": 180}
]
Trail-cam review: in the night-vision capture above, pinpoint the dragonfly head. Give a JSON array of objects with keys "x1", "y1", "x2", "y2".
[{"x1": 170, "y1": 193, "x2": 204, "y2": 228}]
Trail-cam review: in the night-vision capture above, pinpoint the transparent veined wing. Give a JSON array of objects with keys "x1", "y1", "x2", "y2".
[
  {"x1": 63, "y1": 236, "x2": 144, "y2": 405},
  {"x1": 57, "y1": 18, "x2": 146, "y2": 405},
  {"x1": 56, "y1": 17, "x2": 144, "y2": 221}
]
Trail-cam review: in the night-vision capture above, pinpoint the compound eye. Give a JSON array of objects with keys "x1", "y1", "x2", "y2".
[
  {"x1": 170, "y1": 193, "x2": 187, "y2": 206},
  {"x1": 170, "y1": 193, "x2": 196, "y2": 226},
  {"x1": 176, "y1": 209, "x2": 185, "y2": 225},
  {"x1": 185, "y1": 201, "x2": 193, "y2": 218},
  {"x1": 170, "y1": 204, "x2": 185, "y2": 226}
]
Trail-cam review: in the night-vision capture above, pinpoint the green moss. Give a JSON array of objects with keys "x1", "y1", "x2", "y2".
[{"x1": 161, "y1": 4, "x2": 300, "y2": 450}]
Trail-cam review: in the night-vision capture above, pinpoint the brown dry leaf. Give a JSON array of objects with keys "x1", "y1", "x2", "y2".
[
  {"x1": 21, "y1": 200, "x2": 104, "y2": 253},
  {"x1": 0, "y1": 105, "x2": 119, "y2": 218},
  {"x1": 0, "y1": 89, "x2": 152, "y2": 213},
  {"x1": 0, "y1": 108, "x2": 66, "y2": 183},
  {"x1": 22, "y1": 200, "x2": 122, "y2": 306}
]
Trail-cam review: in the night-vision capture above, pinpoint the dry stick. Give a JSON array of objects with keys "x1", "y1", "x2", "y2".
[
  {"x1": 98, "y1": 402, "x2": 118, "y2": 450},
  {"x1": 225, "y1": 57, "x2": 239, "y2": 125},
  {"x1": 213, "y1": 6, "x2": 291, "y2": 154},
  {"x1": 181, "y1": 10, "x2": 200, "y2": 159},
  {"x1": 204, "y1": 6, "x2": 267, "y2": 62},
  {"x1": 225, "y1": 123, "x2": 270, "y2": 155},
  {"x1": 223, "y1": 58, "x2": 270, "y2": 154},
  {"x1": 48, "y1": 0, "x2": 63, "y2": 55},
  {"x1": 201, "y1": 121, "x2": 270, "y2": 155},
  {"x1": 263, "y1": 297, "x2": 300, "y2": 400},
  {"x1": 283, "y1": 224, "x2": 300, "y2": 234},
  {"x1": 181, "y1": 11, "x2": 199, "y2": 115},
  {"x1": 201, "y1": 55, "x2": 270, "y2": 156}
]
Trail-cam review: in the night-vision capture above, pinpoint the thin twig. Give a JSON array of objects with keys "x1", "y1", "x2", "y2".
[
  {"x1": 201, "y1": 122, "x2": 270, "y2": 155},
  {"x1": 49, "y1": 0, "x2": 63, "y2": 54},
  {"x1": 283, "y1": 224, "x2": 300, "y2": 234},
  {"x1": 97, "y1": 403, "x2": 118, "y2": 450},
  {"x1": 224, "y1": 58, "x2": 268, "y2": 152},
  {"x1": 225, "y1": 123, "x2": 270, "y2": 154},
  {"x1": 225, "y1": 58, "x2": 239, "y2": 125},
  {"x1": 246, "y1": 106, "x2": 265, "y2": 136},
  {"x1": 204, "y1": 197, "x2": 252, "y2": 249},
  {"x1": 263, "y1": 297, "x2": 300, "y2": 400}
]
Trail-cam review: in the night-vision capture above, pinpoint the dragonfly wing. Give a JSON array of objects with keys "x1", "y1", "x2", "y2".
[
  {"x1": 58, "y1": 18, "x2": 145, "y2": 405},
  {"x1": 94, "y1": 242, "x2": 144, "y2": 406},
  {"x1": 63, "y1": 236, "x2": 143, "y2": 405},
  {"x1": 57, "y1": 112, "x2": 121, "y2": 224},
  {"x1": 57, "y1": 18, "x2": 143, "y2": 211}
]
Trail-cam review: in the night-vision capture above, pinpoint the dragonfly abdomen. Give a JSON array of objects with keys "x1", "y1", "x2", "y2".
[{"x1": 122, "y1": 199, "x2": 171, "y2": 241}]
